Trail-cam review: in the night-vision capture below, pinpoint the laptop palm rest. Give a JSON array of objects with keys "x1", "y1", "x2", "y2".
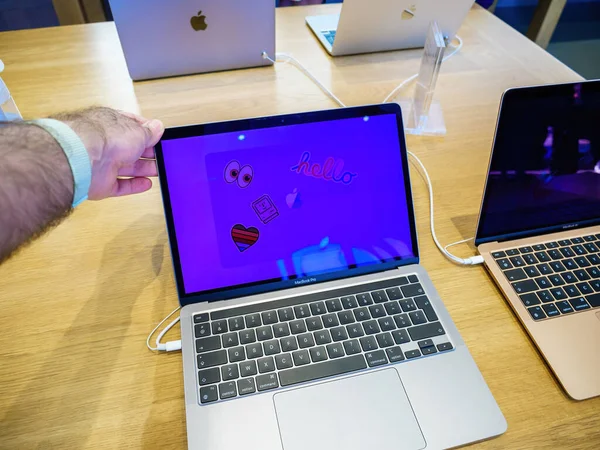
[{"x1": 273, "y1": 368, "x2": 426, "y2": 450}]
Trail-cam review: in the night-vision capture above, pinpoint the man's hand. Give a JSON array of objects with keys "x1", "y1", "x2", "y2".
[{"x1": 56, "y1": 107, "x2": 165, "y2": 200}]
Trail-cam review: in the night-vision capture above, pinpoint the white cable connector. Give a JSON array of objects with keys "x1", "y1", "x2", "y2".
[{"x1": 146, "y1": 306, "x2": 182, "y2": 352}]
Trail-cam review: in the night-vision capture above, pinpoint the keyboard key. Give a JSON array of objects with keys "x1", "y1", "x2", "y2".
[
  {"x1": 384, "y1": 300, "x2": 401, "y2": 316},
  {"x1": 414, "y1": 296, "x2": 438, "y2": 321},
  {"x1": 392, "y1": 329, "x2": 411, "y2": 345},
  {"x1": 371, "y1": 290, "x2": 388, "y2": 303},
  {"x1": 407, "y1": 322, "x2": 445, "y2": 341},
  {"x1": 396, "y1": 277, "x2": 410, "y2": 286},
  {"x1": 584, "y1": 242, "x2": 599, "y2": 253},
  {"x1": 354, "y1": 307, "x2": 371, "y2": 321},
  {"x1": 298, "y1": 333, "x2": 315, "y2": 348},
  {"x1": 524, "y1": 266, "x2": 541, "y2": 278},
  {"x1": 292, "y1": 349, "x2": 310, "y2": 366},
  {"x1": 322, "y1": 313, "x2": 340, "y2": 328},
  {"x1": 550, "y1": 261, "x2": 566, "y2": 272},
  {"x1": 338, "y1": 310, "x2": 355, "y2": 325},
  {"x1": 574, "y1": 256, "x2": 590, "y2": 267},
  {"x1": 401, "y1": 284, "x2": 426, "y2": 298},
  {"x1": 239, "y1": 329, "x2": 256, "y2": 344},
  {"x1": 586, "y1": 267, "x2": 600, "y2": 279},
  {"x1": 218, "y1": 382, "x2": 237, "y2": 400},
  {"x1": 261, "y1": 310, "x2": 278, "y2": 325},
  {"x1": 310, "y1": 346, "x2": 328, "y2": 362},
  {"x1": 378, "y1": 317, "x2": 396, "y2": 332},
  {"x1": 408, "y1": 275, "x2": 419, "y2": 283},
  {"x1": 346, "y1": 324, "x2": 364, "y2": 338},
  {"x1": 306, "y1": 317, "x2": 324, "y2": 331},
  {"x1": 586, "y1": 293, "x2": 600, "y2": 308},
  {"x1": 555, "y1": 301, "x2": 574, "y2": 314},
  {"x1": 385, "y1": 287, "x2": 403, "y2": 300},
  {"x1": 546, "y1": 241, "x2": 560, "y2": 248},
  {"x1": 326, "y1": 343, "x2": 345, "y2": 359},
  {"x1": 572, "y1": 245, "x2": 587, "y2": 256},
  {"x1": 589, "y1": 253, "x2": 600, "y2": 265},
  {"x1": 194, "y1": 313, "x2": 209, "y2": 324},
  {"x1": 505, "y1": 268, "x2": 527, "y2": 282},
  {"x1": 212, "y1": 320, "x2": 228, "y2": 335},
  {"x1": 405, "y1": 349, "x2": 421, "y2": 359},
  {"x1": 245, "y1": 314, "x2": 261, "y2": 328},
  {"x1": 246, "y1": 342, "x2": 263, "y2": 359},
  {"x1": 314, "y1": 330, "x2": 332, "y2": 345},
  {"x1": 520, "y1": 293, "x2": 540, "y2": 307},
  {"x1": 519, "y1": 246, "x2": 533, "y2": 253},
  {"x1": 537, "y1": 264, "x2": 552, "y2": 275},
  {"x1": 537, "y1": 290, "x2": 554, "y2": 303},
  {"x1": 394, "y1": 313, "x2": 412, "y2": 328},
  {"x1": 548, "y1": 274, "x2": 565, "y2": 286},
  {"x1": 571, "y1": 237, "x2": 584, "y2": 244},
  {"x1": 399, "y1": 299, "x2": 417, "y2": 312},
  {"x1": 550, "y1": 287, "x2": 567, "y2": 301},
  {"x1": 577, "y1": 282, "x2": 593, "y2": 296},
  {"x1": 200, "y1": 385, "x2": 218, "y2": 404},
  {"x1": 559, "y1": 247, "x2": 575, "y2": 258},
  {"x1": 386, "y1": 346, "x2": 405, "y2": 362},
  {"x1": 564, "y1": 285, "x2": 581, "y2": 298},
  {"x1": 368, "y1": 304, "x2": 386, "y2": 318},
  {"x1": 562, "y1": 272, "x2": 577, "y2": 284},
  {"x1": 275, "y1": 353, "x2": 293, "y2": 370},
  {"x1": 228, "y1": 317, "x2": 245, "y2": 331},
  {"x1": 492, "y1": 251, "x2": 506, "y2": 258},
  {"x1": 535, "y1": 252, "x2": 551, "y2": 263},
  {"x1": 258, "y1": 356, "x2": 275, "y2": 373},
  {"x1": 294, "y1": 304, "x2": 311, "y2": 319},
  {"x1": 363, "y1": 320, "x2": 381, "y2": 335},
  {"x1": 343, "y1": 339, "x2": 362, "y2": 355},
  {"x1": 541, "y1": 304, "x2": 560, "y2": 318},
  {"x1": 195, "y1": 323, "x2": 211, "y2": 338},
  {"x1": 512, "y1": 279, "x2": 538, "y2": 294},
  {"x1": 527, "y1": 306, "x2": 546, "y2": 320},
  {"x1": 196, "y1": 336, "x2": 221, "y2": 353},
  {"x1": 409, "y1": 310, "x2": 427, "y2": 325},
  {"x1": 256, "y1": 373, "x2": 279, "y2": 391},
  {"x1": 375, "y1": 332, "x2": 394, "y2": 348},
  {"x1": 506, "y1": 248, "x2": 520, "y2": 256},
  {"x1": 360, "y1": 336, "x2": 378, "y2": 351},
  {"x1": 574, "y1": 269, "x2": 591, "y2": 281},
  {"x1": 257, "y1": 326, "x2": 273, "y2": 341},
  {"x1": 356, "y1": 293, "x2": 373, "y2": 306},
  {"x1": 264, "y1": 339, "x2": 281, "y2": 356},
  {"x1": 221, "y1": 364, "x2": 240, "y2": 380},
  {"x1": 331, "y1": 326, "x2": 348, "y2": 342},
  {"x1": 584, "y1": 235, "x2": 597, "y2": 242},
  {"x1": 228, "y1": 346, "x2": 245, "y2": 362},
  {"x1": 437, "y1": 342, "x2": 454, "y2": 352},
  {"x1": 198, "y1": 367, "x2": 220, "y2": 386},
  {"x1": 568, "y1": 297, "x2": 590, "y2": 311},
  {"x1": 279, "y1": 354, "x2": 367, "y2": 387},
  {"x1": 222, "y1": 332, "x2": 239, "y2": 348},
  {"x1": 326, "y1": 299, "x2": 342, "y2": 312},
  {"x1": 290, "y1": 319, "x2": 307, "y2": 335},
  {"x1": 341, "y1": 296, "x2": 358, "y2": 309},
  {"x1": 535, "y1": 277, "x2": 552, "y2": 289},
  {"x1": 564, "y1": 259, "x2": 578, "y2": 270},
  {"x1": 310, "y1": 301, "x2": 327, "y2": 315},
  {"x1": 365, "y1": 350, "x2": 388, "y2": 367},
  {"x1": 509, "y1": 256, "x2": 526, "y2": 267},
  {"x1": 533, "y1": 244, "x2": 546, "y2": 251},
  {"x1": 523, "y1": 254, "x2": 538, "y2": 265},
  {"x1": 548, "y1": 249, "x2": 562, "y2": 260},
  {"x1": 422, "y1": 346, "x2": 438, "y2": 355},
  {"x1": 591, "y1": 280, "x2": 600, "y2": 292},
  {"x1": 274, "y1": 323, "x2": 291, "y2": 338},
  {"x1": 558, "y1": 239, "x2": 571, "y2": 246},
  {"x1": 278, "y1": 307, "x2": 294, "y2": 322},
  {"x1": 280, "y1": 336, "x2": 298, "y2": 352},
  {"x1": 197, "y1": 350, "x2": 228, "y2": 369},
  {"x1": 497, "y1": 258, "x2": 513, "y2": 270}
]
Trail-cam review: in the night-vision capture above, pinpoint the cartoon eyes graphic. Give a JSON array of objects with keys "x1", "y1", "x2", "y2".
[{"x1": 224, "y1": 160, "x2": 253, "y2": 188}]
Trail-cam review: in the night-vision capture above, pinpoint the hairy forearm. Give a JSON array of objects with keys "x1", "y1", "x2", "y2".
[{"x1": 0, "y1": 122, "x2": 74, "y2": 263}]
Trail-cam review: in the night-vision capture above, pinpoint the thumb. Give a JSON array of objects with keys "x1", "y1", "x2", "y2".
[{"x1": 142, "y1": 119, "x2": 165, "y2": 149}]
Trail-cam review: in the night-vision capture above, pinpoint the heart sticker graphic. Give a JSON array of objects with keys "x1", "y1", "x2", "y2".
[{"x1": 231, "y1": 224, "x2": 259, "y2": 252}]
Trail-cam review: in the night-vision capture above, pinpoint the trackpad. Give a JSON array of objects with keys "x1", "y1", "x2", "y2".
[{"x1": 274, "y1": 369, "x2": 426, "y2": 450}]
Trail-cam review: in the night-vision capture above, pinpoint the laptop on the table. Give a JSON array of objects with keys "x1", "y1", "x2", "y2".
[
  {"x1": 155, "y1": 104, "x2": 506, "y2": 449},
  {"x1": 109, "y1": 0, "x2": 274, "y2": 80},
  {"x1": 306, "y1": 0, "x2": 474, "y2": 56},
  {"x1": 475, "y1": 80, "x2": 600, "y2": 400}
]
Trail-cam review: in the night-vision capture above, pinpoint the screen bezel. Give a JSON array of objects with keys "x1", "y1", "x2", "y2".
[
  {"x1": 155, "y1": 104, "x2": 419, "y2": 306},
  {"x1": 475, "y1": 80, "x2": 600, "y2": 246}
]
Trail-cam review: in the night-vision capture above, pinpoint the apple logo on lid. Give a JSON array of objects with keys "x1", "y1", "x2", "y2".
[{"x1": 190, "y1": 10, "x2": 208, "y2": 31}]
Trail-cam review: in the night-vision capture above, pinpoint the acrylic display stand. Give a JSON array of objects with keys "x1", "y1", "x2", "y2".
[
  {"x1": 0, "y1": 60, "x2": 22, "y2": 122},
  {"x1": 396, "y1": 22, "x2": 447, "y2": 136}
]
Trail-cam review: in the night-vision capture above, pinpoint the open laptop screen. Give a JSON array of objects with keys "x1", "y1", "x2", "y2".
[
  {"x1": 476, "y1": 81, "x2": 600, "y2": 245},
  {"x1": 156, "y1": 105, "x2": 418, "y2": 304}
]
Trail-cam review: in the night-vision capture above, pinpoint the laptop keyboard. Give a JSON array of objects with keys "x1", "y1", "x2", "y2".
[
  {"x1": 493, "y1": 234, "x2": 600, "y2": 321},
  {"x1": 193, "y1": 275, "x2": 453, "y2": 405},
  {"x1": 321, "y1": 30, "x2": 336, "y2": 46}
]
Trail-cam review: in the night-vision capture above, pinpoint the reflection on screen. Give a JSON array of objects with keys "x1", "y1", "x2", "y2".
[
  {"x1": 477, "y1": 82, "x2": 600, "y2": 243},
  {"x1": 161, "y1": 114, "x2": 416, "y2": 295}
]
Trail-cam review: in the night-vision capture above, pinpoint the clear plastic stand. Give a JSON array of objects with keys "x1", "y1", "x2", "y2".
[
  {"x1": 396, "y1": 22, "x2": 446, "y2": 136},
  {"x1": 0, "y1": 60, "x2": 22, "y2": 122}
]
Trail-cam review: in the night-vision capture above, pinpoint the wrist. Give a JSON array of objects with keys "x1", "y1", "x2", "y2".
[{"x1": 60, "y1": 118, "x2": 104, "y2": 167}]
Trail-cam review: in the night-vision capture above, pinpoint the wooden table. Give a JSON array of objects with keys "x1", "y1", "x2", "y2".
[{"x1": 0, "y1": 4, "x2": 598, "y2": 449}]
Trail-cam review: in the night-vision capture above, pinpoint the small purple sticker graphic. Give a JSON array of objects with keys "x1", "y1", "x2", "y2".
[
  {"x1": 224, "y1": 160, "x2": 254, "y2": 188},
  {"x1": 231, "y1": 224, "x2": 259, "y2": 252},
  {"x1": 252, "y1": 195, "x2": 279, "y2": 224}
]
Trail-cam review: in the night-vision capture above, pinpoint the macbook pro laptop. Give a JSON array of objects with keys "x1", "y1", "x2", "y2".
[
  {"x1": 155, "y1": 104, "x2": 506, "y2": 449},
  {"x1": 109, "y1": 0, "x2": 275, "y2": 81},
  {"x1": 306, "y1": 0, "x2": 474, "y2": 56},
  {"x1": 476, "y1": 80, "x2": 600, "y2": 400}
]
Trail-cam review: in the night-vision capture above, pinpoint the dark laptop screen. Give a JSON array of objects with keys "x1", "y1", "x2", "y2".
[
  {"x1": 476, "y1": 81, "x2": 600, "y2": 245},
  {"x1": 156, "y1": 105, "x2": 418, "y2": 304}
]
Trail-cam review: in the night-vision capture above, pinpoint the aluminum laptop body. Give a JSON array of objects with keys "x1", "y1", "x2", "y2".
[
  {"x1": 306, "y1": 0, "x2": 474, "y2": 56},
  {"x1": 109, "y1": 0, "x2": 275, "y2": 81},
  {"x1": 155, "y1": 104, "x2": 506, "y2": 449},
  {"x1": 476, "y1": 80, "x2": 600, "y2": 400}
]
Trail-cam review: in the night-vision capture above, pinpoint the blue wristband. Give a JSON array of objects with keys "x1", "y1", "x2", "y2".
[{"x1": 29, "y1": 119, "x2": 92, "y2": 207}]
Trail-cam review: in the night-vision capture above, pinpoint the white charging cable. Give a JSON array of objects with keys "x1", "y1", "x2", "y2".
[{"x1": 146, "y1": 306, "x2": 182, "y2": 352}]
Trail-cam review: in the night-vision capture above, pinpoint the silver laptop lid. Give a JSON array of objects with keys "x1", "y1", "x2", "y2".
[{"x1": 109, "y1": 0, "x2": 275, "y2": 80}]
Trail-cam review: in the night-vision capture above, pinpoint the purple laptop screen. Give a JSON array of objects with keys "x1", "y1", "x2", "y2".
[{"x1": 161, "y1": 114, "x2": 415, "y2": 295}]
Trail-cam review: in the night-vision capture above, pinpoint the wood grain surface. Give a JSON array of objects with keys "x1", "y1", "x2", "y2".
[{"x1": 0, "y1": 4, "x2": 598, "y2": 449}]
